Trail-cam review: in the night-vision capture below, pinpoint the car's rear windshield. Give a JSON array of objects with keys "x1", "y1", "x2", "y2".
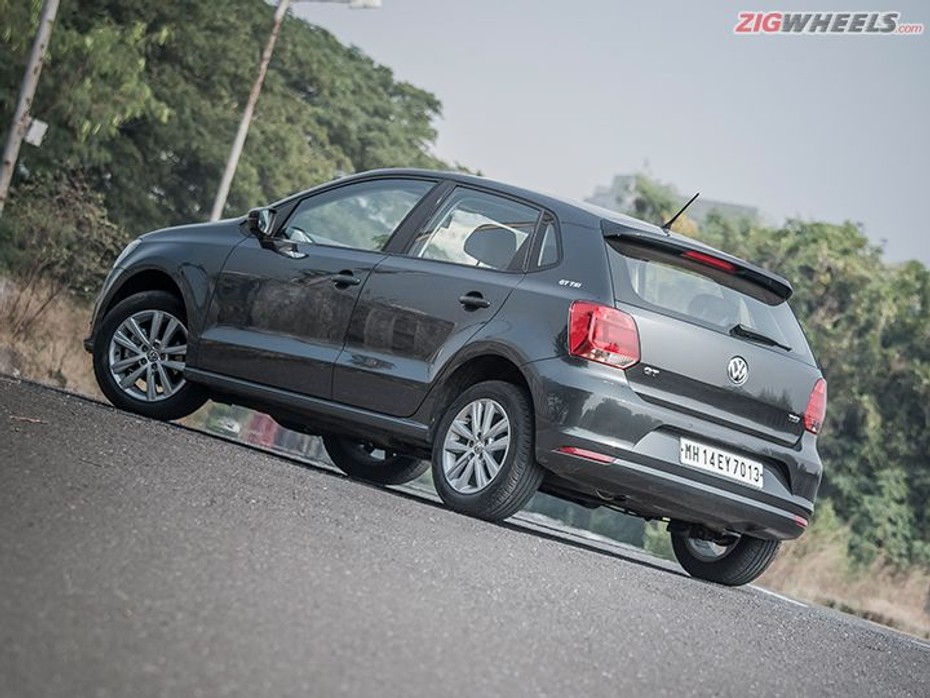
[{"x1": 607, "y1": 239, "x2": 815, "y2": 364}]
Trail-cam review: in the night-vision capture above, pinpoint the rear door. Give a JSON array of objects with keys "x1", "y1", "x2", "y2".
[
  {"x1": 198, "y1": 177, "x2": 437, "y2": 398},
  {"x1": 606, "y1": 237, "x2": 821, "y2": 446},
  {"x1": 332, "y1": 186, "x2": 542, "y2": 417}
]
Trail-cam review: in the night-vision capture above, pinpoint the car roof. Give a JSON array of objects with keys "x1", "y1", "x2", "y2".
[{"x1": 336, "y1": 168, "x2": 662, "y2": 233}]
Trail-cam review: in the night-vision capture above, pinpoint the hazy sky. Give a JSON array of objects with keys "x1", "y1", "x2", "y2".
[{"x1": 295, "y1": 0, "x2": 930, "y2": 264}]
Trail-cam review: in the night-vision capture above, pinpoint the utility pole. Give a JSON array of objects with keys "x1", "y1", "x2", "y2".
[
  {"x1": 209, "y1": 0, "x2": 381, "y2": 221},
  {"x1": 0, "y1": 0, "x2": 61, "y2": 217},
  {"x1": 209, "y1": 0, "x2": 291, "y2": 221}
]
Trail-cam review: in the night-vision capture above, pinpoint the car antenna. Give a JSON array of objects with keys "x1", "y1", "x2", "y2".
[{"x1": 661, "y1": 191, "x2": 700, "y2": 234}]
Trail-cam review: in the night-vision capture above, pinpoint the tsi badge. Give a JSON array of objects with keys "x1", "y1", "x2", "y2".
[{"x1": 727, "y1": 356, "x2": 749, "y2": 385}]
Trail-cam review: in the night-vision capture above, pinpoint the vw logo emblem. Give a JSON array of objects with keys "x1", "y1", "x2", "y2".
[{"x1": 727, "y1": 356, "x2": 748, "y2": 385}]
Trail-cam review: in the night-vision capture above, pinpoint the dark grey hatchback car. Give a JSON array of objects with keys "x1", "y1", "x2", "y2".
[{"x1": 86, "y1": 169, "x2": 826, "y2": 585}]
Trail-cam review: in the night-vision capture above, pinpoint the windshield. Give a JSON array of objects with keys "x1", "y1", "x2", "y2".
[{"x1": 607, "y1": 239, "x2": 815, "y2": 365}]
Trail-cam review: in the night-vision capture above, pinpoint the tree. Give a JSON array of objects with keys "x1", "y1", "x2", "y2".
[
  {"x1": 1, "y1": 0, "x2": 447, "y2": 239},
  {"x1": 627, "y1": 173, "x2": 698, "y2": 236},
  {"x1": 0, "y1": 172, "x2": 123, "y2": 336}
]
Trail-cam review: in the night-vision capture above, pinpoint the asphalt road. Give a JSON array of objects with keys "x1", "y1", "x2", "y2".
[{"x1": 1, "y1": 377, "x2": 928, "y2": 698}]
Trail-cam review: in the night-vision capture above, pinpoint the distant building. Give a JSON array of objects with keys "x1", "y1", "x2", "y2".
[{"x1": 587, "y1": 175, "x2": 757, "y2": 224}]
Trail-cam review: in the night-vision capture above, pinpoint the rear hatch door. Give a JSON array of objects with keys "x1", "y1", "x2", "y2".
[{"x1": 605, "y1": 231, "x2": 820, "y2": 447}]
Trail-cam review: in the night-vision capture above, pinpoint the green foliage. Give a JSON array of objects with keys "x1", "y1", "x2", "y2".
[
  {"x1": 848, "y1": 467, "x2": 915, "y2": 565},
  {"x1": 0, "y1": 173, "x2": 122, "y2": 337},
  {"x1": 0, "y1": 172, "x2": 123, "y2": 295},
  {"x1": 629, "y1": 173, "x2": 679, "y2": 225},
  {"x1": 1, "y1": 0, "x2": 446, "y2": 239},
  {"x1": 631, "y1": 179, "x2": 930, "y2": 567},
  {"x1": 627, "y1": 174, "x2": 698, "y2": 235},
  {"x1": 1, "y1": 1, "x2": 170, "y2": 171},
  {"x1": 808, "y1": 497, "x2": 844, "y2": 537}
]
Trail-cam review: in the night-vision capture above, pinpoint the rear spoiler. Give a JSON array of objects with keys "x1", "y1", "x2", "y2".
[{"x1": 601, "y1": 220, "x2": 793, "y2": 302}]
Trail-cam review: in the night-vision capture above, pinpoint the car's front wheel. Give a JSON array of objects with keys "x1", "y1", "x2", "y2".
[
  {"x1": 431, "y1": 380, "x2": 543, "y2": 521},
  {"x1": 322, "y1": 435, "x2": 428, "y2": 485},
  {"x1": 671, "y1": 530, "x2": 780, "y2": 586},
  {"x1": 92, "y1": 290, "x2": 207, "y2": 421}
]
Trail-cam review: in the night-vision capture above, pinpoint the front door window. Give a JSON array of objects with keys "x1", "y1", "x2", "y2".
[{"x1": 282, "y1": 178, "x2": 435, "y2": 250}]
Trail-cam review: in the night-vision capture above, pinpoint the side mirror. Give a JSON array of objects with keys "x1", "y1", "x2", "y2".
[{"x1": 247, "y1": 207, "x2": 276, "y2": 238}]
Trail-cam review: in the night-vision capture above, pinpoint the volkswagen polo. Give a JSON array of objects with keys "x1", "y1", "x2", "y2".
[{"x1": 85, "y1": 169, "x2": 826, "y2": 585}]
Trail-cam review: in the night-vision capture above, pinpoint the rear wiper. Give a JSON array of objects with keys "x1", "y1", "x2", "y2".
[{"x1": 729, "y1": 323, "x2": 792, "y2": 352}]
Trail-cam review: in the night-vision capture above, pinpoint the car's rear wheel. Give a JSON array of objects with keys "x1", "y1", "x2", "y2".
[
  {"x1": 92, "y1": 290, "x2": 207, "y2": 421},
  {"x1": 322, "y1": 434, "x2": 428, "y2": 485},
  {"x1": 671, "y1": 530, "x2": 780, "y2": 586},
  {"x1": 431, "y1": 380, "x2": 542, "y2": 521}
]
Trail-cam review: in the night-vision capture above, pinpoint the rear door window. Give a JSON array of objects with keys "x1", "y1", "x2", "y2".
[
  {"x1": 407, "y1": 188, "x2": 541, "y2": 271},
  {"x1": 607, "y1": 239, "x2": 815, "y2": 363}
]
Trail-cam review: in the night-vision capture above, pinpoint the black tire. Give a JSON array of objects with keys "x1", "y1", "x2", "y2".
[
  {"x1": 431, "y1": 380, "x2": 543, "y2": 521},
  {"x1": 322, "y1": 434, "x2": 428, "y2": 486},
  {"x1": 671, "y1": 531, "x2": 781, "y2": 586},
  {"x1": 92, "y1": 290, "x2": 207, "y2": 421}
]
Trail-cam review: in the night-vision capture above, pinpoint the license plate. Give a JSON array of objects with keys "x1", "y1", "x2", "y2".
[{"x1": 679, "y1": 437, "x2": 764, "y2": 489}]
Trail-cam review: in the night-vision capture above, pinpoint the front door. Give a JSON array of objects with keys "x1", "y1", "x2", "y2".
[{"x1": 197, "y1": 177, "x2": 438, "y2": 398}]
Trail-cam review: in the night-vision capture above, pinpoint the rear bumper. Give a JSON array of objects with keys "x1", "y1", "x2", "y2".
[
  {"x1": 540, "y1": 445, "x2": 809, "y2": 540},
  {"x1": 526, "y1": 357, "x2": 821, "y2": 540}
]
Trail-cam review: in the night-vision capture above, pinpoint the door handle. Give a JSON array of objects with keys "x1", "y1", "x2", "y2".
[
  {"x1": 459, "y1": 293, "x2": 491, "y2": 309},
  {"x1": 332, "y1": 272, "x2": 361, "y2": 287}
]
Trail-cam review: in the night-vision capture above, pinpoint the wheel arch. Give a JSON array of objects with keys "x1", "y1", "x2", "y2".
[
  {"x1": 420, "y1": 348, "x2": 533, "y2": 441},
  {"x1": 100, "y1": 269, "x2": 187, "y2": 322}
]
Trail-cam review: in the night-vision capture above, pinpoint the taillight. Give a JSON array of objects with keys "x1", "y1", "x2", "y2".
[
  {"x1": 804, "y1": 378, "x2": 827, "y2": 434},
  {"x1": 568, "y1": 301, "x2": 640, "y2": 369}
]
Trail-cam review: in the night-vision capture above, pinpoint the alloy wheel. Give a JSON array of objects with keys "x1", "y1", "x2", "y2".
[
  {"x1": 441, "y1": 398, "x2": 511, "y2": 494},
  {"x1": 108, "y1": 309, "x2": 188, "y2": 402}
]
